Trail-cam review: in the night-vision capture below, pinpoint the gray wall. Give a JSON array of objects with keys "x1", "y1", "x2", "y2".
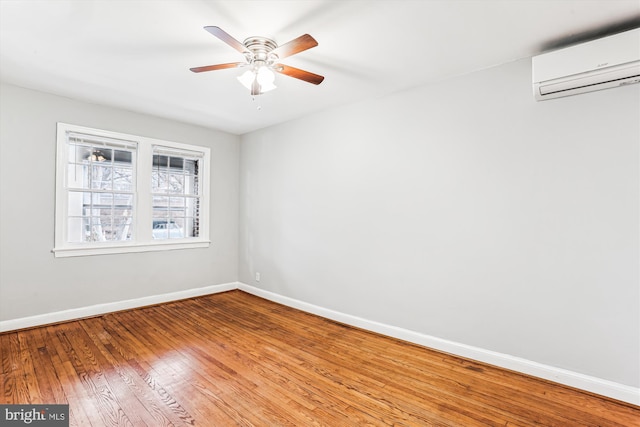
[
  {"x1": 239, "y1": 58, "x2": 640, "y2": 387},
  {"x1": 2, "y1": 55, "x2": 638, "y2": 389},
  {"x1": 0, "y1": 83, "x2": 239, "y2": 321}
]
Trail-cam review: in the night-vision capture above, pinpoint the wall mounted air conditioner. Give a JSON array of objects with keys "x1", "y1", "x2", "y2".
[{"x1": 532, "y1": 27, "x2": 640, "y2": 101}]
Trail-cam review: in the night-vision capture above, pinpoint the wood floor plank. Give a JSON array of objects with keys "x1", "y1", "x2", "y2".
[
  {"x1": 0, "y1": 333, "x2": 19, "y2": 404},
  {"x1": 2, "y1": 333, "x2": 32, "y2": 404},
  {"x1": 16, "y1": 332, "x2": 43, "y2": 403},
  {"x1": 22, "y1": 327, "x2": 63, "y2": 406},
  {"x1": 2, "y1": 290, "x2": 639, "y2": 426}
]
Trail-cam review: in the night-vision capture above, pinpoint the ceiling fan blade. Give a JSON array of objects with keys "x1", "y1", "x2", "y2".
[
  {"x1": 204, "y1": 26, "x2": 248, "y2": 54},
  {"x1": 276, "y1": 64, "x2": 324, "y2": 85},
  {"x1": 272, "y1": 34, "x2": 318, "y2": 59},
  {"x1": 190, "y1": 62, "x2": 245, "y2": 73}
]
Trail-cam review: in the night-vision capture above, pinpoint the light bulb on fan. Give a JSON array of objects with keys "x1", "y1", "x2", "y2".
[
  {"x1": 256, "y1": 67, "x2": 276, "y2": 92},
  {"x1": 237, "y1": 64, "x2": 276, "y2": 95}
]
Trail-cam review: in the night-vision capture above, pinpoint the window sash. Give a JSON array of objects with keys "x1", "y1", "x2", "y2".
[
  {"x1": 151, "y1": 145, "x2": 202, "y2": 240},
  {"x1": 64, "y1": 132, "x2": 138, "y2": 244}
]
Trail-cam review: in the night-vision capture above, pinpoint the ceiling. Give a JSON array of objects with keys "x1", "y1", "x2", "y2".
[{"x1": 1, "y1": 1, "x2": 639, "y2": 135}]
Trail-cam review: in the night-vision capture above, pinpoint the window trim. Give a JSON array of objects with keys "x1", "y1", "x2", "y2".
[{"x1": 53, "y1": 123, "x2": 211, "y2": 257}]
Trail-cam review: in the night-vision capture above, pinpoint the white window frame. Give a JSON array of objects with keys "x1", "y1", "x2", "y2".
[{"x1": 54, "y1": 123, "x2": 210, "y2": 257}]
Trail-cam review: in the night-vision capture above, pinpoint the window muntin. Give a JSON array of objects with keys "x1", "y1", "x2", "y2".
[{"x1": 54, "y1": 123, "x2": 210, "y2": 257}]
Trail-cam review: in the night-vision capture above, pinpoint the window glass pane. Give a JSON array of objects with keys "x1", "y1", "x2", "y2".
[
  {"x1": 68, "y1": 191, "x2": 87, "y2": 216},
  {"x1": 102, "y1": 150, "x2": 113, "y2": 162},
  {"x1": 88, "y1": 217, "x2": 104, "y2": 241},
  {"x1": 152, "y1": 213, "x2": 168, "y2": 222},
  {"x1": 89, "y1": 149, "x2": 110, "y2": 163},
  {"x1": 113, "y1": 208, "x2": 132, "y2": 219},
  {"x1": 113, "y1": 167, "x2": 133, "y2": 191},
  {"x1": 67, "y1": 217, "x2": 85, "y2": 243},
  {"x1": 170, "y1": 196, "x2": 185, "y2": 209},
  {"x1": 114, "y1": 209, "x2": 133, "y2": 237},
  {"x1": 67, "y1": 164, "x2": 89, "y2": 189},
  {"x1": 82, "y1": 192, "x2": 93, "y2": 216},
  {"x1": 153, "y1": 195, "x2": 169, "y2": 208},
  {"x1": 184, "y1": 217, "x2": 198, "y2": 238},
  {"x1": 171, "y1": 218, "x2": 186, "y2": 239},
  {"x1": 151, "y1": 218, "x2": 184, "y2": 240},
  {"x1": 114, "y1": 193, "x2": 133, "y2": 209},
  {"x1": 114, "y1": 150, "x2": 132, "y2": 164},
  {"x1": 98, "y1": 218, "x2": 115, "y2": 241},
  {"x1": 122, "y1": 223, "x2": 134, "y2": 240},
  {"x1": 187, "y1": 175, "x2": 199, "y2": 196},
  {"x1": 168, "y1": 173, "x2": 184, "y2": 194},
  {"x1": 103, "y1": 218, "x2": 131, "y2": 241},
  {"x1": 155, "y1": 154, "x2": 169, "y2": 168},
  {"x1": 186, "y1": 196, "x2": 199, "y2": 215},
  {"x1": 68, "y1": 144, "x2": 92, "y2": 163},
  {"x1": 152, "y1": 170, "x2": 168, "y2": 192},
  {"x1": 169, "y1": 156, "x2": 184, "y2": 169},
  {"x1": 91, "y1": 164, "x2": 112, "y2": 190},
  {"x1": 184, "y1": 159, "x2": 197, "y2": 175},
  {"x1": 92, "y1": 192, "x2": 113, "y2": 209}
]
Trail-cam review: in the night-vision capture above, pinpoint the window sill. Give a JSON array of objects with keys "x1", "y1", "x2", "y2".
[{"x1": 52, "y1": 240, "x2": 211, "y2": 258}]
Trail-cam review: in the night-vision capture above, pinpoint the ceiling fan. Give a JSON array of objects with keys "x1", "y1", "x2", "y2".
[{"x1": 190, "y1": 26, "x2": 324, "y2": 96}]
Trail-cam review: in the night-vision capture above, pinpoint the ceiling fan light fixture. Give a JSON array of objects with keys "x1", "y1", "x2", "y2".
[
  {"x1": 237, "y1": 69, "x2": 255, "y2": 89},
  {"x1": 257, "y1": 67, "x2": 276, "y2": 91}
]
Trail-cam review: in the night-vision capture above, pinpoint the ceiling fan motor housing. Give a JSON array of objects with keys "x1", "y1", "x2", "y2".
[{"x1": 243, "y1": 36, "x2": 278, "y2": 66}]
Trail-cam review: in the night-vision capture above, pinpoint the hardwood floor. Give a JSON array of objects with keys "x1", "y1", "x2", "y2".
[{"x1": 2, "y1": 290, "x2": 638, "y2": 426}]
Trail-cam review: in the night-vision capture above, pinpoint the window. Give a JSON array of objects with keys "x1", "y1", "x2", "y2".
[
  {"x1": 54, "y1": 123, "x2": 210, "y2": 257},
  {"x1": 151, "y1": 147, "x2": 202, "y2": 240}
]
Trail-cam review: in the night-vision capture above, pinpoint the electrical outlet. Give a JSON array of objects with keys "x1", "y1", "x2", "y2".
[{"x1": 255, "y1": 272, "x2": 261, "y2": 282}]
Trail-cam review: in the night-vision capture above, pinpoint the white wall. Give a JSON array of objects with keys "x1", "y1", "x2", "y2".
[
  {"x1": 239, "y1": 58, "x2": 640, "y2": 388},
  {"x1": 0, "y1": 83, "x2": 239, "y2": 321}
]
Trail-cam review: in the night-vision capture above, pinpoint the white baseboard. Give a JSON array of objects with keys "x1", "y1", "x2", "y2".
[
  {"x1": 0, "y1": 282, "x2": 239, "y2": 333},
  {"x1": 238, "y1": 283, "x2": 640, "y2": 406},
  {"x1": 2, "y1": 281, "x2": 637, "y2": 405}
]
